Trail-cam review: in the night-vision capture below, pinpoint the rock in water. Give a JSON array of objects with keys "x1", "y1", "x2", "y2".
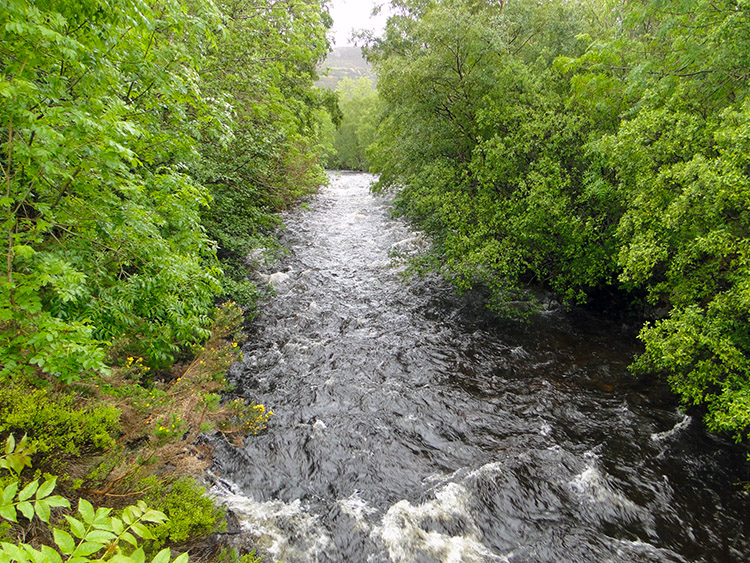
[{"x1": 267, "y1": 272, "x2": 291, "y2": 292}]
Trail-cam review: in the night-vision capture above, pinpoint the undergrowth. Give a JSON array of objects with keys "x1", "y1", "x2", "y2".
[{"x1": 0, "y1": 302, "x2": 272, "y2": 563}]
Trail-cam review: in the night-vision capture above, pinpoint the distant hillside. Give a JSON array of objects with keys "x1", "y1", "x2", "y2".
[{"x1": 316, "y1": 46, "x2": 374, "y2": 90}]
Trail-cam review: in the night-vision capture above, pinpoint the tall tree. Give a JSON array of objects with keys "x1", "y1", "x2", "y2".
[
  {"x1": 367, "y1": 0, "x2": 614, "y2": 310},
  {"x1": 0, "y1": 0, "x2": 335, "y2": 380},
  {"x1": 325, "y1": 77, "x2": 379, "y2": 171},
  {"x1": 577, "y1": 0, "x2": 750, "y2": 440},
  {"x1": 1, "y1": 0, "x2": 228, "y2": 378},
  {"x1": 196, "y1": 0, "x2": 334, "y2": 302},
  {"x1": 368, "y1": 0, "x2": 750, "y2": 441}
]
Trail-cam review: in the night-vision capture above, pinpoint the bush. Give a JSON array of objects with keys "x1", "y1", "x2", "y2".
[
  {"x1": 0, "y1": 434, "x2": 188, "y2": 563},
  {"x1": 216, "y1": 548, "x2": 264, "y2": 563},
  {"x1": 143, "y1": 478, "x2": 224, "y2": 547},
  {"x1": 0, "y1": 384, "x2": 120, "y2": 465}
]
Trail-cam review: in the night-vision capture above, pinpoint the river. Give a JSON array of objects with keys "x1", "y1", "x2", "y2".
[{"x1": 208, "y1": 172, "x2": 749, "y2": 562}]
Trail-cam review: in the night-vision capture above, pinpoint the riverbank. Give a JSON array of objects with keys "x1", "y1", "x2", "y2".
[{"x1": 0, "y1": 299, "x2": 273, "y2": 562}]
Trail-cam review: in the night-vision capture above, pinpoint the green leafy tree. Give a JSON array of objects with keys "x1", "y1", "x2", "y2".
[
  {"x1": 196, "y1": 0, "x2": 334, "y2": 302},
  {"x1": 0, "y1": 0, "x2": 230, "y2": 379},
  {"x1": 574, "y1": 0, "x2": 750, "y2": 441},
  {"x1": 367, "y1": 0, "x2": 615, "y2": 311},
  {"x1": 368, "y1": 0, "x2": 750, "y2": 441},
  {"x1": 325, "y1": 77, "x2": 380, "y2": 170}
]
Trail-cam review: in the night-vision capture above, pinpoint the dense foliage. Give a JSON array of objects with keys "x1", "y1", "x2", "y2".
[
  {"x1": 0, "y1": 434, "x2": 190, "y2": 563},
  {"x1": 324, "y1": 77, "x2": 379, "y2": 170},
  {"x1": 142, "y1": 477, "x2": 224, "y2": 548},
  {"x1": 197, "y1": 0, "x2": 334, "y2": 302},
  {"x1": 1, "y1": 0, "x2": 331, "y2": 556},
  {"x1": 366, "y1": 0, "x2": 750, "y2": 442},
  {"x1": 0, "y1": 384, "x2": 119, "y2": 464},
  {"x1": 1, "y1": 0, "x2": 333, "y2": 380}
]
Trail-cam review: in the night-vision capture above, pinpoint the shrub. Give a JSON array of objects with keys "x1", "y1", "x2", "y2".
[
  {"x1": 143, "y1": 478, "x2": 224, "y2": 548},
  {"x1": 217, "y1": 400, "x2": 271, "y2": 438},
  {"x1": 216, "y1": 548, "x2": 264, "y2": 563},
  {"x1": 0, "y1": 384, "x2": 120, "y2": 465},
  {"x1": 0, "y1": 434, "x2": 189, "y2": 563}
]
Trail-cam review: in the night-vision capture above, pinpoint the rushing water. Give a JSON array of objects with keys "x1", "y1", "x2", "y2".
[{"x1": 209, "y1": 172, "x2": 749, "y2": 562}]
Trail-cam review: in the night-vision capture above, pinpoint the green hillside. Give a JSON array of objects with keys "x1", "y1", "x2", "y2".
[{"x1": 316, "y1": 46, "x2": 374, "y2": 89}]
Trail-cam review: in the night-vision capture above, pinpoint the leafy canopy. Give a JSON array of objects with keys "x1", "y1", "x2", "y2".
[{"x1": 366, "y1": 0, "x2": 750, "y2": 441}]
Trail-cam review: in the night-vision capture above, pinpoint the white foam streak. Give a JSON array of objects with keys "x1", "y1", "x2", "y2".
[
  {"x1": 211, "y1": 488, "x2": 331, "y2": 561},
  {"x1": 651, "y1": 414, "x2": 691, "y2": 442},
  {"x1": 339, "y1": 491, "x2": 377, "y2": 527},
  {"x1": 373, "y1": 483, "x2": 506, "y2": 562},
  {"x1": 615, "y1": 538, "x2": 690, "y2": 562}
]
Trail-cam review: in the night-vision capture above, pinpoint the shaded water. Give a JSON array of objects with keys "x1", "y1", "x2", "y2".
[{"x1": 210, "y1": 172, "x2": 749, "y2": 562}]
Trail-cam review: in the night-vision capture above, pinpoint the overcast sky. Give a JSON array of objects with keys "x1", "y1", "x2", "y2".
[{"x1": 328, "y1": 0, "x2": 392, "y2": 46}]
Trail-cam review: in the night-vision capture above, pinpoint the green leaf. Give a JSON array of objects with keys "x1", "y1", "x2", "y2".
[
  {"x1": 172, "y1": 552, "x2": 189, "y2": 563},
  {"x1": 122, "y1": 506, "x2": 135, "y2": 526},
  {"x1": 22, "y1": 545, "x2": 44, "y2": 563},
  {"x1": 131, "y1": 548, "x2": 146, "y2": 563},
  {"x1": 84, "y1": 529, "x2": 116, "y2": 543},
  {"x1": 78, "y1": 498, "x2": 94, "y2": 524},
  {"x1": 45, "y1": 495, "x2": 70, "y2": 509},
  {"x1": 130, "y1": 522, "x2": 153, "y2": 540},
  {"x1": 2, "y1": 482, "x2": 18, "y2": 505},
  {"x1": 120, "y1": 531, "x2": 137, "y2": 547},
  {"x1": 17, "y1": 502, "x2": 33, "y2": 521},
  {"x1": 6, "y1": 454, "x2": 30, "y2": 476},
  {"x1": 92, "y1": 506, "x2": 112, "y2": 526},
  {"x1": 18, "y1": 480, "x2": 39, "y2": 502},
  {"x1": 4, "y1": 436, "x2": 15, "y2": 455},
  {"x1": 40, "y1": 546, "x2": 62, "y2": 563},
  {"x1": 0, "y1": 542, "x2": 24, "y2": 562},
  {"x1": 141, "y1": 509, "x2": 167, "y2": 524},
  {"x1": 0, "y1": 505, "x2": 17, "y2": 523},
  {"x1": 65, "y1": 515, "x2": 87, "y2": 539},
  {"x1": 36, "y1": 478, "x2": 56, "y2": 499},
  {"x1": 53, "y1": 529, "x2": 76, "y2": 555},
  {"x1": 33, "y1": 499, "x2": 50, "y2": 523},
  {"x1": 111, "y1": 517, "x2": 124, "y2": 535},
  {"x1": 151, "y1": 548, "x2": 171, "y2": 563},
  {"x1": 71, "y1": 542, "x2": 104, "y2": 558}
]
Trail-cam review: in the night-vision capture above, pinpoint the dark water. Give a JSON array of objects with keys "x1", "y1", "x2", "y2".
[{"x1": 210, "y1": 172, "x2": 749, "y2": 562}]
